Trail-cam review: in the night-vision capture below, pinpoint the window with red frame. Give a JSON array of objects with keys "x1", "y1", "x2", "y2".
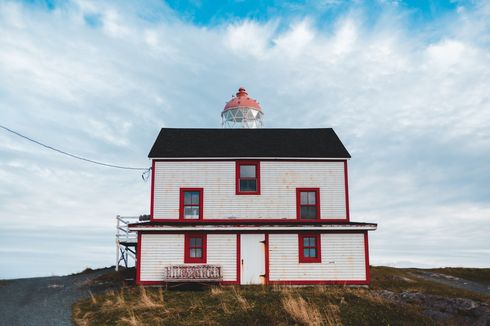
[
  {"x1": 236, "y1": 161, "x2": 260, "y2": 195},
  {"x1": 180, "y1": 188, "x2": 203, "y2": 220},
  {"x1": 297, "y1": 188, "x2": 320, "y2": 219},
  {"x1": 184, "y1": 234, "x2": 206, "y2": 263},
  {"x1": 299, "y1": 234, "x2": 321, "y2": 263}
]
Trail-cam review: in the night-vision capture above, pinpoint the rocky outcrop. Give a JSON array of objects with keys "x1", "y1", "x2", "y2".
[{"x1": 377, "y1": 290, "x2": 490, "y2": 325}]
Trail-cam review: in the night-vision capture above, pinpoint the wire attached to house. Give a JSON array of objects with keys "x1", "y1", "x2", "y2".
[{"x1": 0, "y1": 124, "x2": 151, "y2": 179}]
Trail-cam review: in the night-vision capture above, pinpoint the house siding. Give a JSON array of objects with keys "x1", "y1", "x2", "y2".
[
  {"x1": 268, "y1": 233, "x2": 367, "y2": 281},
  {"x1": 153, "y1": 161, "x2": 347, "y2": 220},
  {"x1": 139, "y1": 233, "x2": 237, "y2": 282}
]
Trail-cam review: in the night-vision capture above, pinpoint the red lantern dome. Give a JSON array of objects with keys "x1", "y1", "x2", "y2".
[
  {"x1": 221, "y1": 87, "x2": 264, "y2": 128},
  {"x1": 223, "y1": 87, "x2": 262, "y2": 112}
]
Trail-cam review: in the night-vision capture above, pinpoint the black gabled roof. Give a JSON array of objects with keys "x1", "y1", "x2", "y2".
[{"x1": 148, "y1": 128, "x2": 351, "y2": 159}]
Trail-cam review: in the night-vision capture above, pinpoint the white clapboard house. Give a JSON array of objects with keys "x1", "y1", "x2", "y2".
[{"x1": 129, "y1": 88, "x2": 377, "y2": 285}]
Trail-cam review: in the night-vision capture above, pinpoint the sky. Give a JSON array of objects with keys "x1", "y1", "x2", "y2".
[{"x1": 0, "y1": 0, "x2": 489, "y2": 279}]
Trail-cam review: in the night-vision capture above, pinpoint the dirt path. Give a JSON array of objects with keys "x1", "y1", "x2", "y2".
[
  {"x1": 0, "y1": 268, "x2": 112, "y2": 326},
  {"x1": 411, "y1": 270, "x2": 490, "y2": 296}
]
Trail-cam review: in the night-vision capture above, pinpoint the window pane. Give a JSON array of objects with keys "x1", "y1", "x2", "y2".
[
  {"x1": 309, "y1": 237, "x2": 316, "y2": 247},
  {"x1": 240, "y1": 179, "x2": 257, "y2": 192},
  {"x1": 300, "y1": 192, "x2": 308, "y2": 205},
  {"x1": 184, "y1": 192, "x2": 192, "y2": 205},
  {"x1": 303, "y1": 237, "x2": 310, "y2": 247},
  {"x1": 193, "y1": 237, "x2": 202, "y2": 247},
  {"x1": 192, "y1": 248, "x2": 202, "y2": 258},
  {"x1": 308, "y1": 192, "x2": 316, "y2": 205},
  {"x1": 191, "y1": 192, "x2": 199, "y2": 204},
  {"x1": 304, "y1": 248, "x2": 310, "y2": 257},
  {"x1": 190, "y1": 248, "x2": 197, "y2": 257},
  {"x1": 184, "y1": 207, "x2": 199, "y2": 219},
  {"x1": 308, "y1": 207, "x2": 317, "y2": 218},
  {"x1": 309, "y1": 248, "x2": 316, "y2": 258},
  {"x1": 240, "y1": 165, "x2": 256, "y2": 178},
  {"x1": 300, "y1": 206, "x2": 317, "y2": 219},
  {"x1": 304, "y1": 236, "x2": 316, "y2": 247}
]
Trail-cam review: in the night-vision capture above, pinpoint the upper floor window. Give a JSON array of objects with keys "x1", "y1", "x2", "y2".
[
  {"x1": 236, "y1": 161, "x2": 260, "y2": 195},
  {"x1": 180, "y1": 188, "x2": 203, "y2": 220},
  {"x1": 184, "y1": 234, "x2": 206, "y2": 263},
  {"x1": 299, "y1": 234, "x2": 321, "y2": 263},
  {"x1": 296, "y1": 188, "x2": 320, "y2": 220}
]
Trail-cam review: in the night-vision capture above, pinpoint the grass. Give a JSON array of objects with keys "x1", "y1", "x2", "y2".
[
  {"x1": 371, "y1": 266, "x2": 490, "y2": 304},
  {"x1": 72, "y1": 266, "x2": 489, "y2": 325},
  {"x1": 90, "y1": 267, "x2": 135, "y2": 286},
  {"x1": 73, "y1": 285, "x2": 432, "y2": 325},
  {"x1": 423, "y1": 267, "x2": 490, "y2": 286}
]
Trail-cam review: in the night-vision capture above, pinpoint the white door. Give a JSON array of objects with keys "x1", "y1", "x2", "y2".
[{"x1": 240, "y1": 234, "x2": 266, "y2": 284}]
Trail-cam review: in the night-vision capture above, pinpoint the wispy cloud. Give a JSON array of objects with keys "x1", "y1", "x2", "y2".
[{"x1": 0, "y1": 0, "x2": 489, "y2": 277}]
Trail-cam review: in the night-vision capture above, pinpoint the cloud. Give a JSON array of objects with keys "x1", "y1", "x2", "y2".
[{"x1": 0, "y1": 0, "x2": 489, "y2": 277}]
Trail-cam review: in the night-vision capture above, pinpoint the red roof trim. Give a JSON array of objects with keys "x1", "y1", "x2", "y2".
[
  {"x1": 136, "y1": 231, "x2": 142, "y2": 285},
  {"x1": 150, "y1": 160, "x2": 155, "y2": 221},
  {"x1": 344, "y1": 160, "x2": 350, "y2": 222}
]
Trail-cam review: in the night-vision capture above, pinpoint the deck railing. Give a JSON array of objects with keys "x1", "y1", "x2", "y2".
[{"x1": 115, "y1": 215, "x2": 140, "y2": 271}]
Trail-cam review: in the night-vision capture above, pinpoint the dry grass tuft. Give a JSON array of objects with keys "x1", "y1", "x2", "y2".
[
  {"x1": 72, "y1": 306, "x2": 92, "y2": 326},
  {"x1": 323, "y1": 303, "x2": 341, "y2": 326},
  {"x1": 210, "y1": 286, "x2": 224, "y2": 296},
  {"x1": 314, "y1": 284, "x2": 350, "y2": 296},
  {"x1": 139, "y1": 287, "x2": 164, "y2": 308},
  {"x1": 354, "y1": 288, "x2": 386, "y2": 305},
  {"x1": 99, "y1": 290, "x2": 116, "y2": 309},
  {"x1": 232, "y1": 286, "x2": 253, "y2": 311},
  {"x1": 221, "y1": 301, "x2": 231, "y2": 314},
  {"x1": 114, "y1": 288, "x2": 126, "y2": 306},
  {"x1": 282, "y1": 292, "x2": 341, "y2": 326},
  {"x1": 316, "y1": 285, "x2": 327, "y2": 294},
  {"x1": 158, "y1": 287, "x2": 164, "y2": 303},
  {"x1": 121, "y1": 308, "x2": 142, "y2": 326},
  {"x1": 88, "y1": 291, "x2": 97, "y2": 305},
  {"x1": 279, "y1": 285, "x2": 294, "y2": 294},
  {"x1": 282, "y1": 293, "x2": 322, "y2": 325}
]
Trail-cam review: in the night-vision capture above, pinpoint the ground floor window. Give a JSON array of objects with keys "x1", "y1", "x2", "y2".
[
  {"x1": 184, "y1": 234, "x2": 207, "y2": 263},
  {"x1": 299, "y1": 233, "x2": 321, "y2": 263}
]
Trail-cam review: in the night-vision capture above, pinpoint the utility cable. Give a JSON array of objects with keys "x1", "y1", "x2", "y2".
[{"x1": 0, "y1": 124, "x2": 151, "y2": 178}]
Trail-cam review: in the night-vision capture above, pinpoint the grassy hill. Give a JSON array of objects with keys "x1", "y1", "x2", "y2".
[
  {"x1": 72, "y1": 267, "x2": 490, "y2": 325},
  {"x1": 424, "y1": 267, "x2": 490, "y2": 286}
]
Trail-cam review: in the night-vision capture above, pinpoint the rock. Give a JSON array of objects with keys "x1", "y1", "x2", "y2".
[{"x1": 376, "y1": 290, "x2": 490, "y2": 324}]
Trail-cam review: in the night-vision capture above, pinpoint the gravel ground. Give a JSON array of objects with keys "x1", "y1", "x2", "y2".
[{"x1": 0, "y1": 268, "x2": 112, "y2": 326}]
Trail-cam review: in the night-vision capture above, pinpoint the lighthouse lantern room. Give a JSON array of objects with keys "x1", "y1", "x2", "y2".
[{"x1": 221, "y1": 87, "x2": 264, "y2": 128}]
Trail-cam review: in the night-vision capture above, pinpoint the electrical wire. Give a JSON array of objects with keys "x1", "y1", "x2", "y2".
[{"x1": 0, "y1": 124, "x2": 151, "y2": 176}]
